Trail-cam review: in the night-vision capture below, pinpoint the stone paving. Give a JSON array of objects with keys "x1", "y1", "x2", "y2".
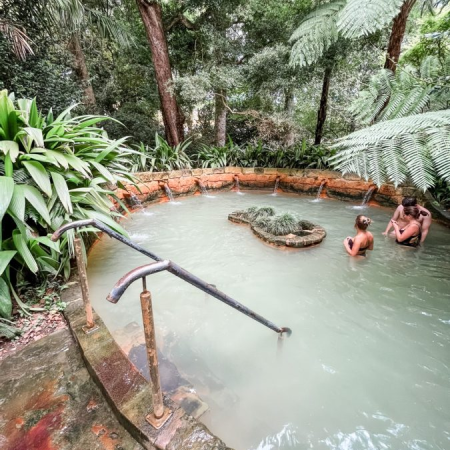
[{"x1": 0, "y1": 329, "x2": 143, "y2": 450}]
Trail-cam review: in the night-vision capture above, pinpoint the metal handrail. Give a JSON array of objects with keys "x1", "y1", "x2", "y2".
[
  {"x1": 52, "y1": 219, "x2": 292, "y2": 429},
  {"x1": 51, "y1": 219, "x2": 291, "y2": 336}
]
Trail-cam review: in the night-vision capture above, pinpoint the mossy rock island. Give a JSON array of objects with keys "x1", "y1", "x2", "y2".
[{"x1": 228, "y1": 206, "x2": 326, "y2": 248}]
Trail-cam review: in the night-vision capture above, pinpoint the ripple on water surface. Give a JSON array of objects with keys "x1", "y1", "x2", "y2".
[{"x1": 87, "y1": 191, "x2": 450, "y2": 450}]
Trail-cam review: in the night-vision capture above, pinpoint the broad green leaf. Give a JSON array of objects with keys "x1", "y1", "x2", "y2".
[
  {"x1": 29, "y1": 98, "x2": 41, "y2": 128},
  {"x1": 23, "y1": 161, "x2": 52, "y2": 197},
  {"x1": 23, "y1": 127, "x2": 44, "y2": 147},
  {"x1": 0, "y1": 141, "x2": 19, "y2": 162},
  {"x1": 0, "y1": 277, "x2": 12, "y2": 318},
  {"x1": 0, "y1": 251, "x2": 16, "y2": 276},
  {"x1": 20, "y1": 153, "x2": 60, "y2": 166},
  {"x1": 8, "y1": 185, "x2": 26, "y2": 222},
  {"x1": 90, "y1": 161, "x2": 115, "y2": 182},
  {"x1": 54, "y1": 104, "x2": 78, "y2": 123},
  {"x1": 36, "y1": 257, "x2": 58, "y2": 275},
  {"x1": 50, "y1": 172, "x2": 73, "y2": 214},
  {"x1": 94, "y1": 137, "x2": 127, "y2": 163},
  {"x1": 23, "y1": 185, "x2": 51, "y2": 225},
  {"x1": 0, "y1": 177, "x2": 14, "y2": 222},
  {"x1": 84, "y1": 210, "x2": 129, "y2": 237},
  {"x1": 0, "y1": 91, "x2": 15, "y2": 139},
  {"x1": 12, "y1": 230, "x2": 38, "y2": 273},
  {"x1": 64, "y1": 154, "x2": 91, "y2": 178},
  {"x1": 45, "y1": 150, "x2": 70, "y2": 169},
  {"x1": 34, "y1": 236, "x2": 60, "y2": 253}
]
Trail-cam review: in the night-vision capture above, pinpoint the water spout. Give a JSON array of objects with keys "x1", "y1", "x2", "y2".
[
  {"x1": 234, "y1": 175, "x2": 240, "y2": 192},
  {"x1": 128, "y1": 193, "x2": 143, "y2": 209},
  {"x1": 315, "y1": 180, "x2": 326, "y2": 201},
  {"x1": 196, "y1": 178, "x2": 209, "y2": 195},
  {"x1": 361, "y1": 186, "x2": 376, "y2": 206},
  {"x1": 161, "y1": 183, "x2": 174, "y2": 202},
  {"x1": 272, "y1": 176, "x2": 280, "y2": 195}
]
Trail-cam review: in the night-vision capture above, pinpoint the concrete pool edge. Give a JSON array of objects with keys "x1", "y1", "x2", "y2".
[
  {"x1": 117, "y1": 167, "x2": 418, "y2": 206},
  {"x1": 61, "y1": 278, "x2": 232, "y2": 450},
  {"x1": 115, "y1": 167, "x2": 450, "y2": 227}
]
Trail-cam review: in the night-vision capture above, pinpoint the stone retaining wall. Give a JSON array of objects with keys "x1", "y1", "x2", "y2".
[{"x1": 117, "y1": 167, "x2": 422, "y2": 207}]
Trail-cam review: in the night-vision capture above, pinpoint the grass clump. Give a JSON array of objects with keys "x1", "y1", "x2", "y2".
[
  {"x1": 255, "y1": 212, "x2": 299, "y2": 236},
  {"x1": 235, "y1": 206, "x2": 276, "y2": 221}
]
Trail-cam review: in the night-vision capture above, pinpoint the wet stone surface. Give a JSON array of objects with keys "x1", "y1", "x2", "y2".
[{"x1": 0, "y1": 329, "x2": 143, "y2": 450}]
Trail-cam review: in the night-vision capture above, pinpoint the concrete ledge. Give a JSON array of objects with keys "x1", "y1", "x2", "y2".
[
  {"x1": 62, "y1": 281, "x2": 232, "y2": 450},
  {"x1": 118, "y1": 167, "x2": 423, "y2": 209}
]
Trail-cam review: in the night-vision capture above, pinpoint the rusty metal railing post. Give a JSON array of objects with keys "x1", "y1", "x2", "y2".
[
  {"x1": 140, "y1": 285, "x2": 172, "y2": 428},
  {"x1": 74, "y1": 237, "x2": 98, "y2": 334}
]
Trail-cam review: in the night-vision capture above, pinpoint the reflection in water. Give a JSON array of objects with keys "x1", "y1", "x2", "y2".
[{"x1": 88, "y1": 192, "x2": 450, "y2": 450}]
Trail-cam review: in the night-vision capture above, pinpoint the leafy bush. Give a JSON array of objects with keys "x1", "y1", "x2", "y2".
[
  {"x1": 235, "y1": 206, "x2": 276, "y2": 222},
  {"x1": 195, "y1": 137, "x2": 335, "y2": 170},
  {"x1": 255, "y1": 213, "x2": 299, "y2": 236},
  {"x1": 197, "y1": 144, "x2": 230, "y2": 168},
  {"x1": 429, "y1": 179, "x2": 450, "y2": 209},
  {"x1": 0, "y1": 90, "x2": 134, "y2": 321},
  {"x1": 131, "y1": 134, "x2": 192, "y2": 172}
]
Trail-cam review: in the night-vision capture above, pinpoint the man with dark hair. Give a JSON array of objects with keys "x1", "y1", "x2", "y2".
[{"x1": 383, "y1": 197, "x2": 432, "y2": 243}]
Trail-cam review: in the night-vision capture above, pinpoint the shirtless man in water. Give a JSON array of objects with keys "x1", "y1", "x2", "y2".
[{"x1": 383, "y1": 197, "x2": 432, "y2": 243}]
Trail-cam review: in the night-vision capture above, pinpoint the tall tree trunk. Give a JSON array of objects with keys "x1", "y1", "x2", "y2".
[
  {"x1": 284, "y1": 88, "x2": 295, "y2": 114},
  {"x1": 384, "y1": 0, "x2": 417, "y2": 73},
  {"x1": 314, "y1": 65, "x2": 333, "y2": 145},
  {"x1": 136, "y1": 0, "x2": 184, "y2": 147},
  {"x1": 69, "y1": 33, "x2": 96, "y2": 107},
  {"x1": 372, "y1": 0, "x2": 416, "y2": 122},
  {"x1": 214, "y1": 90, "x2": 227, "y2": 147},
  {"x1": 284, "y1": 88, "x2": 295, "y2": 147}
]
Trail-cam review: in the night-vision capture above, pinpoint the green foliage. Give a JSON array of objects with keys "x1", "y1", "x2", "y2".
[
  {"x1": 0, "y1": 90, "x2": 134, "y2": 319},
  {"x1": 331, "y1": 109, "x2": 450, "y2": 191},
  {"x1": 0, "y1": 318, "x2": 21, "y2": 339},
  {"x1": 351, "y1": 56, "x2": 450, "y2": 124},
  {"x1": 255, "y1": 212, "x2": 299, "y2": 236},
  {"x1": 289, "y1": 0, "x2": 404, "y2": 67},
  {"x1": 197, "y1": 145, "x2": 230, "y2": 168},
  {"x1": 132, "y1": 134, "x2": 192, "y2": 172},
  {"x1": 290, "y1": 1, "x2": 345, "y2": 67},
  {"x1": 234, "y1": 206, "x2": 276, "y2": 222},
  {"x1": 401, "y1": 11, "x2": 450, "y2": 66},
  {"x1": 429, "y1": 178, "x2": 450, "y2": 207}
]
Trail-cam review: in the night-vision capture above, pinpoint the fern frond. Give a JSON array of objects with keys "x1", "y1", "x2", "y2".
[
  {"x1": 337, "y1": 0, "x2": 404, "y2": 38},
  {"x1": 331, "y1": 110, "x2": 450, "y2": 191},
  {"x1": 350, "y1": 69, "x2": 394, "y2": 123},
  {"x1": 289, "y1": 1, "x2": 346, "y2": 67}
]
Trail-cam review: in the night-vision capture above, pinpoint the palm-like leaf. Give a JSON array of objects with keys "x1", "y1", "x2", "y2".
[
  {"x1": 290, "y1": 0, "x2": 441, "y2": 67},
  {"x1": 289, "y1": 1, "x2": 346, "y2": 67},
  {"x1": 337, "y1": 0, "x2": 404, "y2": 38},
  {"x1": 351, "y1": 56, "x2": 450, "y2": 124},
  {"x1": 331, "y1": 110, "x2": 450, "y2": 191},
  {"x1": 0, "y1": 19, "x2": 34, "y2": 60},
  {"x1": 47, "y1": 0, "x2": 133, "y2": 47}
]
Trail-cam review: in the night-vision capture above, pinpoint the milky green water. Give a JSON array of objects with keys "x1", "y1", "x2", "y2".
[{"x1": 87, "y1": 191, "x2": 450, "y2": 450}]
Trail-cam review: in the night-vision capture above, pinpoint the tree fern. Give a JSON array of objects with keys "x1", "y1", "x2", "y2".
[
  {"x1": 337, "y1": 0, "x2": 405, "y2": 38},
  {"x1": 289, "y1": 1, "x2": 346, "y2": 67},
  {"x1": 351, "y1": 56, "x2": 449, "y2": 124},
  {"x1": 331, "y1": 110, "x2": 450, "y2": 191},
  {"x1": 290, "y1": 0, "x2": 445, "y2": 67}
]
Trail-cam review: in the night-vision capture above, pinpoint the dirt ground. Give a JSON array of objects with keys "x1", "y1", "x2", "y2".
[{"x1": 0, "y1": 311, "x2": 67, "y2": 361}]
